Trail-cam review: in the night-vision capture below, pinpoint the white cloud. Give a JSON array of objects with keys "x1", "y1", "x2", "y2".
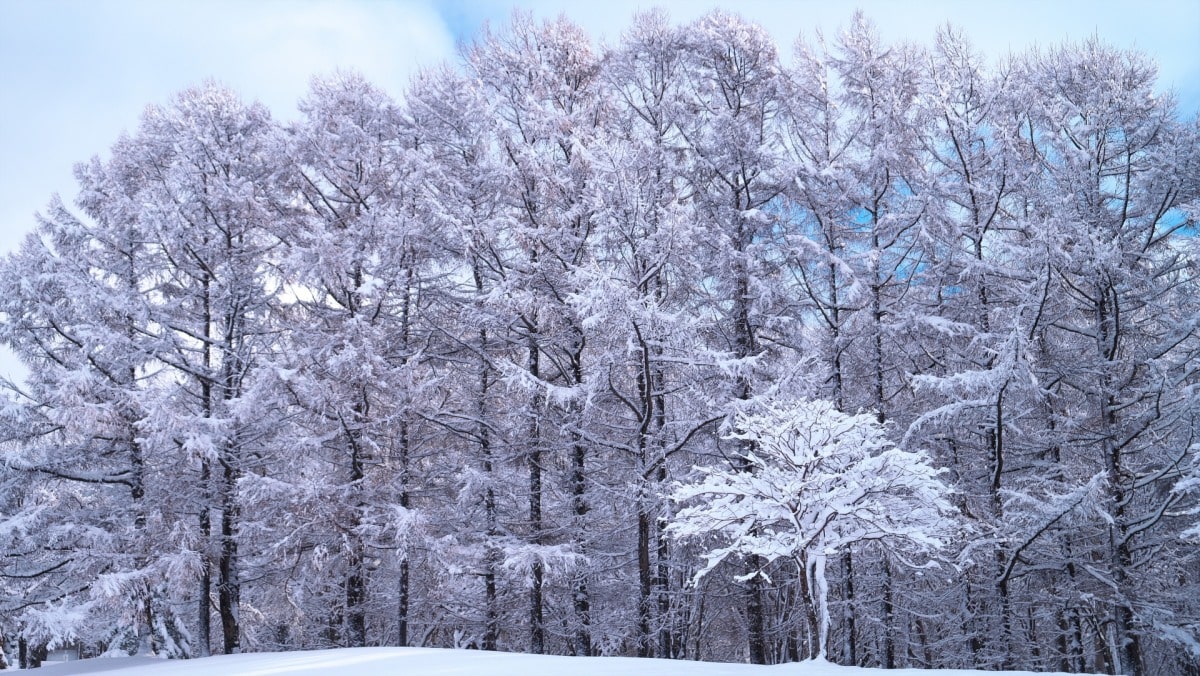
[
  {"x1": 0, "y1": 0, "x2": 456, "y2": 250},
  {"x1": 215, "y1": 0, "x2": 456, "y2": 117}
]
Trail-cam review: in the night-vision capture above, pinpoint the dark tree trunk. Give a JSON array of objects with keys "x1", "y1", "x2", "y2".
[
  {"x1": 569, "y1": 349, "x2": 592, "y2": 657},
  {"x1": 527, "y1": 325, "x2": 545, "y2": 655},
  {"x1": 396, "y1": 415, "x2": 412, "y2": 647},
  {"x1": 475, "y1": 265, "x2": 499, "y2": 652},
  {"x1": 196, "y1": 276, "x2": 214, "y2": 658},
  {"x1": 197, "y1": 463, "x2": 212, "y2": 657},
  {"x1": 745, "y1": 557, "x2": 768, "y2": 665},
  {"x1": 345, "y1": 398, "x2": 368, "y2": 648},
  {"x1": 654, "y1": 470, "x2": 671, "y2": 659},
  {"x1": 843, "y1": 548, "x2": 857, "y2": 665},
  {"x1": 345, "y1": 557, "x2": 366, "y2": 648},
  {"x1": 795, "y1": 555, "x2": 822, "y2": 661},
  {"x1": 218, "y1": 459, "x2": 241, "y2": 655},
  {"x1": 636, "y1": 508, "x2": 653, "y2": 658}
]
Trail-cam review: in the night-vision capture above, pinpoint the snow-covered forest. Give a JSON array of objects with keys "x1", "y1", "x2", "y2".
[{"x1": 1, "y1": 10, "x2": 1198, "y2": 675}]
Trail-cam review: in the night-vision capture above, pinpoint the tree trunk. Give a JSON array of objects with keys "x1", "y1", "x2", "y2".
[
  {"x1": 477, "y1": 324, "x2": 496, "y2": 653},
  {"x1": 795, "y1": 554, "x2": 821, "y2": 661},
  {"x1": 196, "y1": 275, "x2": 214, "y2": 658},
  {"x1": 397, "y1": 560, "x2": 410, "y2": 647},
  {"x1": 527, "y1": 323, "x2": 545, "y2": 655},
  {"x1": 345, "y1": 550, "x2": 366, "y2": 648},
  {"x1": 569, "y1": 349, "x2": 592, "y2": 657},
  {"x1": 345, "y1": 395, "x2": 368, "y2": 648},
  {"x1": 637, "y1": 507, "x2": 653, "y2": 657},
  {"x1": 218, "y1": 458, "x2": 241, "y2": 654},
  {"x1": 843, "y1": 548, "x2": 857, "y2": 665},
  {"x1": 394, "y1": 266, "x2": 415, "y2": 648},
  {"x1": 1096, "y1": 283, "x2": 1142, "y2": 676},
  {"x1": 396, "y1": 415, "x2": 412, "y2": 648},
  {"x1": 882, "y1": 555, "x2": 895, "y2": 669},
  {"x1": 745, "y1": 558, "x2": 768, "y2": 665},
  {"x1": 654, "y1": 468, "x2": 672, "y2": 659}
]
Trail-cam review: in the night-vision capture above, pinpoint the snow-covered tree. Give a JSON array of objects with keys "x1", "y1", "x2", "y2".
[
  {"x1": 1005, "y1": 40, "x2": 1200, "y2": 675},
  {"x1": 669, "y1": 398, "x2": 957, "y2": 660},
  {"x1": 463, "y1": 13, "x2": 605, "y2": 654},
  {"x1": 267, "y1": 71, "x2": 436, "y2": 649},
  {"x1": 129, "y1": 84, "x2": 284, "y2": 656},
  {"x1": 0, "y1": 148, "x2": 197, "y2": 659},
  {"x1": 591, "y1": 10, "x2": 722, "y2": 657},
  {"x1": 672, "y1": 12, "x2": 793, "y2": 663}
]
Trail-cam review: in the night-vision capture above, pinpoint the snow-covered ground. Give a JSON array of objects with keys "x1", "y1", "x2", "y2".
[{"x1": 28, "y1": 647, "x2": 1080, "y2": 675}]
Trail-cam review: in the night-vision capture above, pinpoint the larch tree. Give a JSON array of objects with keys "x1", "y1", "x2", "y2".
[
  {"x1": 674, "y1": 11, "x2": 791, "y2": 663},
  {"x1": 595, "y1": 9, "x2": 719, "y2": 658},
  {"x1": 464, "y1": 13, "x2": 604, "y2": 655},
  {"x1": 1007, "y1": 40, "x2": 1200, "y2": 675},
  {"x1": 270, "y1": 72, "x2": 434, "y2": 648},
  {"x1": 127, "y1": 84, "x2": 284, "y2": 656}
]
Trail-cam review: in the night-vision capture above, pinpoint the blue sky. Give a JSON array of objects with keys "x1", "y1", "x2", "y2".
[{"x1": 0, "y1": 0, "x2": 1197, "y2": 380}]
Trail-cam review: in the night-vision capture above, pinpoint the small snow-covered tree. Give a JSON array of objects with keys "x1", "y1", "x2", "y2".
[{"x1": 668, "y1": 398, "x2": 957, "y2": 660}]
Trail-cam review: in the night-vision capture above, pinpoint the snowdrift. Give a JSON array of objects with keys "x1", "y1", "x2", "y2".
[{"x1": 33, "y1": 647, "x2": 1080, "y2": 675}]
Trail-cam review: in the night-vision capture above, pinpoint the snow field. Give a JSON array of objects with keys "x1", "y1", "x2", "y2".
[{"x1": 32, "y1": 647, "x2": 1083, "y2": 676}]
